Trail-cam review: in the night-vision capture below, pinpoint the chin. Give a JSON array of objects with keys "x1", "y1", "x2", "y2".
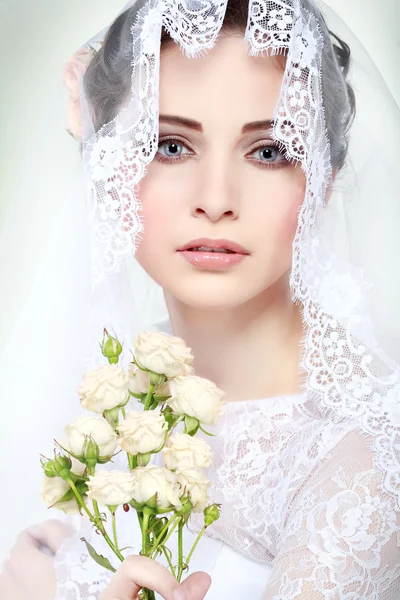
[{"x1": 162, "y1": 271, "x2": 269, "y2": 311}]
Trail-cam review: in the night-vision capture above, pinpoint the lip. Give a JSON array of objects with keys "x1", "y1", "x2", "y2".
[
  {"x1": 177, "y1": 238, "x2": 250, "y2": 270},
  {"x1": 177, "y1": 238, "x2": 250, "y2": 255}
]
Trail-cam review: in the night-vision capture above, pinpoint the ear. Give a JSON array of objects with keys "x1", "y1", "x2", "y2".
[{"x1": 325, "y1": 169, "x2": 338, "y2": 205}]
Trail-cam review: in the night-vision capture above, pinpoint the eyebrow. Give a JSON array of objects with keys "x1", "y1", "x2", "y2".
[
  {"x1": 159, "y1": 115, "x2": 202, "y2": 131},
  {"x1": 159, "y1": 114, "x2": 275, "y2": 134},
  {"x1": 241, "y1": 119, "x2": 274, "y2": 134}
]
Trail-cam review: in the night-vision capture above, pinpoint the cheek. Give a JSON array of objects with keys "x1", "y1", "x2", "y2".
[
  {"x1": 275, "y1": 172, "x2": 305, "y2": 246},
  {"x1": 255, "y1": 170, "x2": 305, "y2": 268},
  {"x1": 134, "y1": 168, "x2": 186, "y2": 266},
  {"x1": 138, "y1": 190, "x2": 166, "y2": 239},
  {"x1": 281, "y1": 187, "x2": 304, "y2": 243}
]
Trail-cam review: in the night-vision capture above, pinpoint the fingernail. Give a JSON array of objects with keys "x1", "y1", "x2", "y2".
[{"x1": 173, "y1": 589, "x2": 187, "y2": 600}]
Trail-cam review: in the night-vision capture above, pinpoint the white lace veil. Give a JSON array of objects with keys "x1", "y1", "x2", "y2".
[
  {"x1": 76, "y1": 0, "x2": 400, "y2": 504},
  {"x1": 1, "y1": 0, "x2": 400, "y2": 573}
]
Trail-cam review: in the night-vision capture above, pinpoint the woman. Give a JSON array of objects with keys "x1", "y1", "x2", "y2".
[{"x1": 1, "y1": 0, "x2": 399, "y2": 598}]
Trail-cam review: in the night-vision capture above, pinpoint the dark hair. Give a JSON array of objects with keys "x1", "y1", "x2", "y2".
[{"x1": 84, "y1": 0, "x2": 356, "y2": 169}]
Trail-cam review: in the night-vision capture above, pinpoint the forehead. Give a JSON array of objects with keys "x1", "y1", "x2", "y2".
[{"x1": 159, "y1": 35, "x2": 285, "y2": 129}]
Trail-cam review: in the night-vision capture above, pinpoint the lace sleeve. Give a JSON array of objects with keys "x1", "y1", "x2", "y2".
[
  {"x1": 54, "y1": 513, "x2": 142, "y2": 600},
  {"x1": 263, "y1": 429, "x2": 400, "y2": 599}
]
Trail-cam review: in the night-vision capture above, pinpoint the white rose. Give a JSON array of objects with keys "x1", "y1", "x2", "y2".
[
  {"x1": 40, "y1": 476, "x2": 80, "y2": 515},
  {"x1": 133, "y1": 331, "x2": 194, "y2": 378},
  {"x1": 118, "y1": 411, "x2": 167, "y2": 455},
  {"x1": 167, "y1": 376, "x2": 225, "y2": 426},
  {"x1": 128, "y1": 365, "x2": 170, "y2": 396},
  {"x1": 177, "y1": 469, "x2": 210, "y2": 513},
  {"x1": 163, "y1": 434, "x2": 212, "y2": 471},
  {"x1": 87, "y1": 471, "x2": 134, "y2": 506},
  {"x1": 65, "y1": 416, "x2": 117, "y2": 458},
  {"x1": 78, "y1": 364, "x2": 130, "y2": 413},
  {"x1": 131, "y1": 465, "x2": 182, "y2": 510}
]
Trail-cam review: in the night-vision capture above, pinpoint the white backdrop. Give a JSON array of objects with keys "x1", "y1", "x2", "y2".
[
  {"x1": 0, "y1": 0, "x2": 399, "y2": 350},
  {"x1": 0, "y1": 0, "x2": 399, "y2": 562}
]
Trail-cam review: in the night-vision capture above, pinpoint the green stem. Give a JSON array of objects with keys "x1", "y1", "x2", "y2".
[
  {"x1": 143, "y1": 384, "x2": 155, "y2": 411},
  {"x1": 92, "y1": 499, "x2": 125, "y2": 562},
  {"x1": 70, "y1": 474, "x2": 89, "y2": 483},
  {"x1": 66, "y1": 477, "x2": 93, "y2": 522},
  {"x1": 111, "y1": 511, "x2": 119, "y2": 552},
  {"x1": 86, "y1": 466, "x2": 123, "y2": 563},
  {"x1": 185, "y1": 525, "x2": 207, "y2": 566},
  {"x1": 150, "y1": 514, "x2": 180, "y2": 559},
  {"x1": 168, "y1": 415, "x2": 185, "y2": 435},
  {"x1": 152, "y1": 515, "x2": 178, "y2": 554},
  {"x1": 138, "y1": 586, "x2": 156, "y2": 600},
  {"x1": 67, "y1": 476, "x2": 124, "y2": 564},
  {"x1": 177, "y1": 518, "x2": 184, "y2": 582},
  {"x1": 137, "y1": 510, "x2": 143, "y2": 530},
  {"x1": 141, "y1": 510, "x2": 151, "y2": 556},
  {"x1": 128, "y1": 454, "x2": 137, "y2": 470},
  {"x1": 162, "y1": 546, "x2": 176, "y2": 578}
]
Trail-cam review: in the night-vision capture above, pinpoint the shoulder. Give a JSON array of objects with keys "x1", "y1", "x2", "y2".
[
  {"x1": 267, "y1": 427, "x2": 400, "y2": 598},
  {"x1": 283, "y1": 427, "x2": 400, "y2": 557}
]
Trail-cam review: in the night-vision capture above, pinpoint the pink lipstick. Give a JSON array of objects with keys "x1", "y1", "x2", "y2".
[{"x1": 177, "y1": 238, "x2": 249, "y2": 270}]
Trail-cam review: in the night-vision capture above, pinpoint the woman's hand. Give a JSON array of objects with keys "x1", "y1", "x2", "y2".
[
  {"x1": 0, "y1": 519, "x2": 74, "y2": 600},
  {"x1": 0, "y1": 520, "x2": 211, "y2": 600},
  {"x1": 100, "y1": 555, "x2": 211, "y2": 600}
]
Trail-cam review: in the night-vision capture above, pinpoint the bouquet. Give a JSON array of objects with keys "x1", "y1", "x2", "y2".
[{"x1": 40, "y1": 330, "x2": 225, "y2": 600}]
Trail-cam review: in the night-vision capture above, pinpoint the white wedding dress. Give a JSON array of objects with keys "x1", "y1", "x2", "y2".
[{"x1": 54, "y1": 389, "x2": 400, "y2": 599}]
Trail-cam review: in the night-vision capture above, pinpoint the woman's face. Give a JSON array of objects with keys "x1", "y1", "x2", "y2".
[{"x1": 135, "y1": 35, "x2": 306, "y2": 310}]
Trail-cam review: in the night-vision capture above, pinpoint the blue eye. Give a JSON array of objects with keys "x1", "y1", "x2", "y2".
[
  {"x1": 253, "y1": 146, "x2": 283, "y2": 162},
  {"x1": 157, "y1": 140, "x2": 188, "y2": 158}
]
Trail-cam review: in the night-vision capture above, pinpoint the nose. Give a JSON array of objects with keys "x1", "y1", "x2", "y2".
[{"x1": 192, "y1": 160, "x2": 239, "y2": 223}]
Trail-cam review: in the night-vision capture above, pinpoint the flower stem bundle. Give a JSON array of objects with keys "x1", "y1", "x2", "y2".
[{"x1": 40, "y1": 330, "x2": 224, "y2": 598}]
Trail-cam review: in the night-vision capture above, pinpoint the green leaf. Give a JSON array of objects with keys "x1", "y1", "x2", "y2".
[
  {"x1": 164, "y1": 412, "x2": 180, "y2": 430},
  {"x1": 56, "y1": 487, "x2": 76, "y2": 503},
  {"x1": 153, "y1": 395, "x2": 171, "y2": 403},
  {"x1": 184, "y1": 416, "x2": 199, "y2": 436},
  {"x1": 76, "y1": 482, "x2": 89, "y2": 496},
  {"x1": 70, "y1": 472, "x2": 88, "y2": 483},
  {"x1": 138, "y1": 452, "x2": 151, "y2": 467},
  {"x1": 129, "y1": 391, "x2": 146, "y2": 401},
  {"x1": 80, "y1": 537, "x2": 117, "y2": 573}
]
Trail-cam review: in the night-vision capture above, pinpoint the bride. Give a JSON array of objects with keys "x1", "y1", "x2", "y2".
[{"x1": 1, "y1": 0, "x2": 399, "y2": 598}]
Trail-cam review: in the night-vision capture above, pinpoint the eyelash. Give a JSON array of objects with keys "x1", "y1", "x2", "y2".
[{"x1": 155, "y1": 137, "x2": 289, "y2": 170}]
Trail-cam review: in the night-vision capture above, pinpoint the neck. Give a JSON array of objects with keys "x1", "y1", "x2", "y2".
[{"x1": 164, "y1": 274, "x2": 305, "y2": 403}]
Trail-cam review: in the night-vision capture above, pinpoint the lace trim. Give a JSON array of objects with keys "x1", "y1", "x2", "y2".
[{"x1": 82, "y1": 0, "x2": 400, "y2": 513}]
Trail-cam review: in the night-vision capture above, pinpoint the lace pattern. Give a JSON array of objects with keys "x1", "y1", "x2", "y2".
[
  {"x1": 81, "y1": 0, "x2": 400, "y2": 513},
  {"x1": 59, "y1": 0, "x2": 400, "y2": 596},
  {"x1": 264, "y1": 428, "x2": 400, "y2": 599},
  {"x1": 55, "y1": 395, "x2": 400, "y2": 599},
  {"x1": 190, "y1": 394, "x2": 359, "y2": 561}
]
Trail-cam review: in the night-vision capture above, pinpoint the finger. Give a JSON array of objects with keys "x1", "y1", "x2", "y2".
[
  {"x1": 6, "y1": 533, "x2": 53, "y2": 577},
  {"x1": 0, "y1": 568, "x2": 28, "y2": 600},
  {"x1": 177, "y1": 572, "x2": 211, "y2": 600},
  {"x1": 27, "y1": 520, "x2": 75, "y2": 554},
  {"x1": 4, "y1": 533, "x2": 55, "y2": 600},
  {"x1": 101, "y1": 555, "x2": 180, "y2": 600}
]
